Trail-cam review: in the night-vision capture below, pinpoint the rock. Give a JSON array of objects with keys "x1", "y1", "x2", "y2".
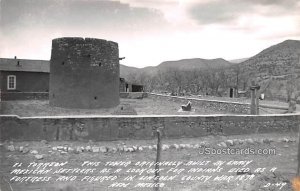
[
  {"x1": 138, "y1": 147, "x2": 143, "y2": 151},
  {"x1": 92, "y1": 147, "x2": 100, "y2": 153},
  {"x1": 193, "y1": 144, "x2": 200, "y2": 149},
  {"x1": 22, "y1": 147, "x2": 29, "y2": 154},
  {"x1": 30, "y1": 150, "x2": 38, "y2": 154},
  {"x1": 162, "y1": 144, "x2": 169, "y2": 151},
  {"x1": 35, "y1": 154, "x2": 44, "y2": 160},
  {"x1": 254, "y1": 139, "x2": 261, "y2": 144},
  {"x1": 281, "y1": 138, "x2": 290, "y2": 143},
  {"x1": 179, "y1": 144, "x2": 186, "y2": 149},
  {"x1": 118, "y1": 146, "x2": 124, "y2": 152},
  {"x1": 283, "y1": 145, "x2": 289, "y2": 148},
  {"x1": 128, "y1": 147, "x2": 134, "y2": 152},
  {"x1": 52, "y1": 147, "x2": 57, "y2": 151},
  {"x1": 111, "y1": 147, "x2": 117, "y2": 153},
  {"x1": 132, "y1": 146, "x2": 138, "y2": 151},
  {"x1": 25, "y1": 143, "x2": 29, "y2": 147},
  {"x1": 7, "y1": 145, "x2": 15, "y2": 152},
  {"x1": 199, "y1": 142, "x2": 207, "y2": 147},
  {"x1": 0, "y1": 143, "x2": 3, "y2": 147},
  {"x1": 233, "y1": 139, "x2": 239, "y2": 145},
  {"x1": 173, "y1": 144, "x2": 180, "y2": 149},
  {"x1": 68, "y1": 147, "x2": 74, "y2": 152},
  {"x1": 57, "y1": 146, "x2": 64, "y2": 150},
  {"x1": 9, "y1": 141, "x2": 14, "y2": 145},
  {"x1": 225, "y1": 140, "x2": 234, "y2": 146},
  {"x1": 246, "y1": 139, "x2": 255, "y2": 145},
  {"x1": 100, "y1": 146, "x2": 108, "y2": 153},
  {"x1": 19, "y1": 146, "x2": 24, "y2": 152},
  {"x1": 263, "y1": 138, "x2": 271, "y2": 144},
  {"x1": 41, "y1": 140, "x2": 48, "y2": 144},
  {"x1": 74, "y1": 147, "x2": 82, "y2": 154},
  {"x1": 60, "y1": 151, "x2": 68, "y2": 154},
  {"x1": 219, "y1": 142, "x2": 227, "y2": 148},
  {"x1": 85, "y1": 146, "x2": 92, "y2": 152}
]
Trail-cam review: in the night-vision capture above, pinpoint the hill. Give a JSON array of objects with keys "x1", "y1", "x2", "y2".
[
  {"x1": 239, "y1": 40, "x2": 300, "y2": 78},
  {"x1": 120, "y1": 39, "x2": 300, "y2": 100},
  {"x1": 120, "y1": 58, "x2": 234, "y2": 81}
]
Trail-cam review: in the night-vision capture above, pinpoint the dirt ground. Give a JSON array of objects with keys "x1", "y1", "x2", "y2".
[
  {"x1": 0, "y1": 97, "x2": 293, "y2": 117},
  {"x1": 0, "y1": 98, "x2": 231, "y2": 117},
  {"x1": 0, "y1": 132, "x2": 298, "y2": 191}
]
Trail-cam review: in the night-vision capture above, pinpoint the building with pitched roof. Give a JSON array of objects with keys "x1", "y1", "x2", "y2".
[{"x1": 0, "y1": 57, "x2": 49, "y2": 100}]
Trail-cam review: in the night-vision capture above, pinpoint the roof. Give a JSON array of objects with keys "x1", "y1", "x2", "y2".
[{"x1": 0, "y1": 58, "x2": 50, "y2": 73}]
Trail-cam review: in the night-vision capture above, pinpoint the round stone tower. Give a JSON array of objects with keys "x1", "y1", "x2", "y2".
[{"x1": 49, "y1": 37, "x2": 120, "y2": 109}]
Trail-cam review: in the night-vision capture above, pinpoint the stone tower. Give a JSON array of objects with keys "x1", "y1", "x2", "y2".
[{"x1": 49, "y1": 37, "x2": 120, "y2": 109}]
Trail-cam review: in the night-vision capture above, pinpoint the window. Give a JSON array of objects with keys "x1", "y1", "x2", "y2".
[{"x1": 7, "y1": 75, "x2": 16, "y2": 90}]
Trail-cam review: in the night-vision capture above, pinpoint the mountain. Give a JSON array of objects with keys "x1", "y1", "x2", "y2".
[
  {"x1": 229, "y1": 58, "x2": 249, "y2": 63},
  {"x1": 120, "y1": 64, "x2": 140, "y2": 78},
  {"x1": 120, "y1": 39, "x2": 300, "y2": 93},
  {"x1": 120, "y1": 58, "x2": 234, "y2": 80},
  {"x1": 239, "y1": 40, "x2": 300, "y2": 78}
]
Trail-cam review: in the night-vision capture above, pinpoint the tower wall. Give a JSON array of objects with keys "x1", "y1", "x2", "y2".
[{"x1": 49, "y1": 37, "x2": 120, "y2": 109}]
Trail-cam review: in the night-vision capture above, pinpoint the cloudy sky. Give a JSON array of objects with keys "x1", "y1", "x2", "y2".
[{"x1": 0, "y1": 0, "x2": 300, "y2": 68}]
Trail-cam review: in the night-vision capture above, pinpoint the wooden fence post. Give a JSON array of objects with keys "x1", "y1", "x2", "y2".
[{"x1": 154, "y1": 127, "x2": 163, "y2": 191}]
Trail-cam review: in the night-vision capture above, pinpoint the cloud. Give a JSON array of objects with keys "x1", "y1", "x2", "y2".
[
  {"x1": 0, "y1": 0, "x2": 167, "y2": 35},
  {"x1": 187, "y1": 0, "x2": 300, "y2": 25}
]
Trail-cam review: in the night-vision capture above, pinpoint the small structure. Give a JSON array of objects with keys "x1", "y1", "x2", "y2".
[
  {"x1": 181, "y1": 101, "x2": 192, "y2": 111},
  {"x1": 119, "y1": 78, "x2": 144, "y2": 93},
  {"x1": 0, "y1": 57, "x2": 49, "y2": 100},
  {"x1": 229, "y1": 87, "x2": 237, "y2": 98}
]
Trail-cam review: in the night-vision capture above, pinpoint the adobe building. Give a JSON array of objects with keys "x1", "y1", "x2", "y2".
[
  {"x1": 49, "y1": 37, "x2": 120, "y2": 109},
  {"x1": 119, "y1": 77, "x2": 144, "y2": 93},
  {"x1": 0, "y1": 57, "x2": 49, "y2": 101}
]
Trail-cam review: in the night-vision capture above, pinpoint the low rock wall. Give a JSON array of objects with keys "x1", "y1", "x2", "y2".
[{"x1": 1, "y1": 114, "x2": 299, "y2": 141}]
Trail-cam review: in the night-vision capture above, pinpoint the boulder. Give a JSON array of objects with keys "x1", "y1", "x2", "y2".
[
  {"x1": 100, "y1": 146, "x2": 108, "y2": 153},
  {"x1": 35, "y1": 154, "x2": 44, "y2": 160}
]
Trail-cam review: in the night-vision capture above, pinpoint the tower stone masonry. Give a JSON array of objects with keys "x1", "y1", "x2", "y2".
[{"x1": 49, "y1": 37, "x2": 120, "y2": 109}]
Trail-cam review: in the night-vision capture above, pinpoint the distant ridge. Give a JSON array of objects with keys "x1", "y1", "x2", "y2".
[{"x1": 120, "y1": 39, "x2": 300, "y2": 83}]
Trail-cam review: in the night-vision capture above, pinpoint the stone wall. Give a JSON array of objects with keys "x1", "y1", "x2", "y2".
[
  {"x1": 1, "y1": 114, "x2": 299, "y2": 141},
  {"x1": 147, "y1": 93, "x2": 250, "y2": 114},
  {"x1": 49, "y1": 37, "x2": 120, "y2": 109},
  {"x1": 120, "y1": 92, "x2": 147, "y2": 99}
]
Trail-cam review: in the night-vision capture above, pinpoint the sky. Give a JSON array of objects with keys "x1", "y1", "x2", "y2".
[{"x1": 0, "y1": 0, "x2": 300, "y2": 68}]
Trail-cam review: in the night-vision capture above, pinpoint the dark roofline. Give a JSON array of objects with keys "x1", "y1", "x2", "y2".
[
  {"x1": 1, "y1": 57, "x2": 50, "y2": 62},
  {"x1": 0, "y1": 58, "x2": 50, "y2": 73}
]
